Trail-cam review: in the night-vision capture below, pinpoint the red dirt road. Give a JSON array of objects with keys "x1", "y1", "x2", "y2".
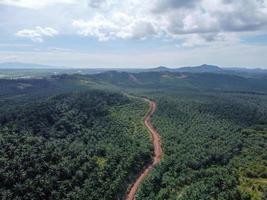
[{"x1": 126, "y1": 98, "x2": 163, "y2": 200}]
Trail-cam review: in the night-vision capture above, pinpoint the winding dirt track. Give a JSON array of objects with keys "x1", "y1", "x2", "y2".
[{"x1": 126, "y1": 98, "x2": 163, "y2": 200}]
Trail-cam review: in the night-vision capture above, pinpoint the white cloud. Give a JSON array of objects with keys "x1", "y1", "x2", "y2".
[
  {"x1": 73, "y1": 15, "x2": 118, "y2": 41},
  {"x1": 16, "y1": 26, "x2": 58, "y2": 42},
  {"x1": 158, "y1": 0, "x2": 267, "y2": 37},
  {"x1": 0, "y1": 0, "x2": 77, "y2": 9},
  {"x1": 2, "y1": 0, "x2": 267, "y2": 48},
  {"x1": 69, "y1": 0, "x2": 267, "y2": 45},
  {"x1": 72, "y1": 12, "x2": 158, "y2": 41},
  {"x1": 181, "y1": 32, "x2": 240, "y2": 47}
]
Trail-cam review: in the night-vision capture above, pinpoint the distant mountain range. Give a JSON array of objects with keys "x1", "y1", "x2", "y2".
[
  {"x1": 0, "y1": 62, "x2": 267, "y2": 75},
  {"x1": 150, "y1": 64, "x2": 224, "y2": 73},
  {"x1": 150, "y1": 64, "x2": 267, "y2": 75}
]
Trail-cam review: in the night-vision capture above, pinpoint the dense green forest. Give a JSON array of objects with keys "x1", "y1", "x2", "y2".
[
  {"x1": 89, "y1": 71, "x2": 267, "y2": 199},
  {"x1": 0, "y1": 70, "x2": 267, "y2": 199},
  {"x1": 0, "y1": 83, "x2": 152, "y2": 199},
  {"x1": 135, "y1": 92, "x2": 267, "y2": 200}
]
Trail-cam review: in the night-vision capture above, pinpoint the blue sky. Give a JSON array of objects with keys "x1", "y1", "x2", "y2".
[{"x1": 0, "y1": 0, "x2": 267, "y2": 68}]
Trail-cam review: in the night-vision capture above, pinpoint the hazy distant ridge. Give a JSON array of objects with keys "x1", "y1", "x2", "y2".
[
  {"x1": 1, "y1": 62, "x2": 267, "y2": 75},
  {"x1": 150, "y1": 64, "x2": 267, "y2": 74}
]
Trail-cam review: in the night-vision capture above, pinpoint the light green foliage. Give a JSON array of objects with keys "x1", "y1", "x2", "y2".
[
  {"x1": 231, "y1": 126, "x2": 267, "y2": 200},
  {"x1": 136, "y1": 92, "x2": 267, "y2": 200}
]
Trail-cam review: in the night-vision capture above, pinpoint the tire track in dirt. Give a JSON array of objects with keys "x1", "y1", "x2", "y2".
[{"x1": 126, "y1": 98, "x2": 163, "y2": 200}]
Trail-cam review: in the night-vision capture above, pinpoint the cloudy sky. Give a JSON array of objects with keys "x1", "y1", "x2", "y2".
[{"x1": 0, "y1": 0, "x2": 267, "y2": 68}]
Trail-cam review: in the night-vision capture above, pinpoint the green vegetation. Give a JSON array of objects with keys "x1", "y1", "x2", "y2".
[
  {"x1": 0, "y1": 70, "x2": 267, "y2": 199},
  {"x1": 135, "y1": 92, "x2": 267, "y2": 200},
  {"x1": 0, "y1": 85, "x2": 152, "y2": 199},
  {"x1": 89, "y1": 71, "x2": 267, "y2": 199},
  {"x1": 231, "y1": 126, "x2": 267, "y2": 200}
]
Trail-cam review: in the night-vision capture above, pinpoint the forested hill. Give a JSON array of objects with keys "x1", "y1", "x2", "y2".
[
  {"x1": 0, "y1": 69, "x2": 267, "y2": 200},
  {"x1": 0, "y1": 86, "x2": 152, "y2": 199},
  {"x1": 88, "y1": 71, "x2": 267, "y2": 93},
  {"x1": 2, "y1": 70, "x2": 267, "y2": 95},
  {"x1": 84, "y1": 71, "x2": 267, "y2": 199}
]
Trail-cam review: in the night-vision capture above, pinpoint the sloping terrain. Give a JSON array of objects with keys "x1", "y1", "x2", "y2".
[
  {"x1": 0, "y1": 85, "x2": 152, "y2": 200},
  {"x1": 0, "y1": 70, "x2": 267, "y2": 200}
]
